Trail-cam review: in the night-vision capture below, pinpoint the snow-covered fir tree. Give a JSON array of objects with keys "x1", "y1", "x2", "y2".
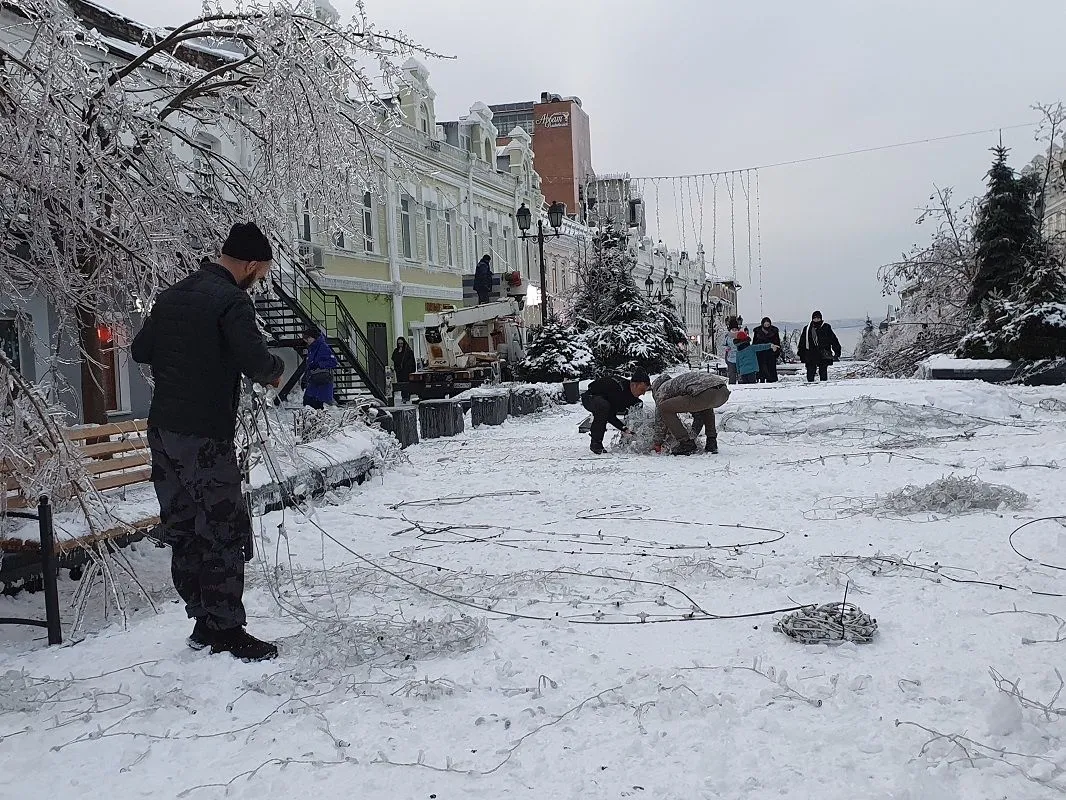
[
  {"x1": 572, "y1": 226, "x2": 688, "y2": 375},
  {"x1": 967, "y1": 146, "x2": 1043, "y2": 308},
  {"x1": 957, "y1": 147, "x2": 1066, "y2": 363},
  {"x1": 517, "y1": 317, "x2": 594, "y2": 382}
]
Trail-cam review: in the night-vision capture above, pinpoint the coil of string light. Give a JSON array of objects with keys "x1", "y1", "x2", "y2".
[{"x1": 774, "y1": 602, "x2": 878, "y2": 644}]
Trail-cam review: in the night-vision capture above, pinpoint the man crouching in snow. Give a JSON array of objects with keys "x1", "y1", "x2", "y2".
[
  {"x1": 651, "y1": 371, "x2": 730, "y2": 455},
  {"x1": 581, "y1": 371, "x2": 651, "y2": 454}
]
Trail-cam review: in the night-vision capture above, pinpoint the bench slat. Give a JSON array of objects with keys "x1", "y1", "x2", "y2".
[
  {"x1": 65, "y1": 420, "x2": 149, "y2": 442},
  {"x1": 85, "y1": 452, "x2": 151, "y2": 476},
  {"x1": 80, "y1": 438, "x2": 149, "y2": 459},
  {"x1": 92, "y1": 467, "x2": 153, "y2": 492}
]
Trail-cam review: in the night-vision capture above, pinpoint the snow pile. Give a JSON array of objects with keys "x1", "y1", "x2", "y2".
[{"x1": 919, "y1": 353, "x2": 1015, "y2": 371}]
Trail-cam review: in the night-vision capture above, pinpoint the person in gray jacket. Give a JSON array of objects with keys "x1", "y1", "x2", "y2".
[{"x1": 651, "y1": 371, "x2": 731, "y2": 455}]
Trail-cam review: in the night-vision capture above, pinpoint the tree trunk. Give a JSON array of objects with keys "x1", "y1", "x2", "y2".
[
  {"x1": 417, "y1": 399, "x2": 464, "y2": 439},
  {"x1": 471, "y1": 393, "x2": 508, "y2": 427},
  {"x1": 77, "y1": 307, "x2": 108, "y2": 426}
]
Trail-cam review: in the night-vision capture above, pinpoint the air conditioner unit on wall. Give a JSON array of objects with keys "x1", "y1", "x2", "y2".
[{"x1": 298, "y1": 243, "x2": 325, "y2": 271}]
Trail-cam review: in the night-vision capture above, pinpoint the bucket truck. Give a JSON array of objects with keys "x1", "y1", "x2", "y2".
[{"x1": 406, "y1": 299, "x2": 527, "y2": 400}]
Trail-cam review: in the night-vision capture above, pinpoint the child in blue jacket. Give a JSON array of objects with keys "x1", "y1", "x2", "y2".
[{"x1": 733, "y1": 330, "x2": 778, "y2": 384}]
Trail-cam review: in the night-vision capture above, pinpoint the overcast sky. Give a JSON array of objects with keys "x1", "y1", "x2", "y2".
[{"x1": 106, "y1": 0, "x2": 1064, "y2": 323}]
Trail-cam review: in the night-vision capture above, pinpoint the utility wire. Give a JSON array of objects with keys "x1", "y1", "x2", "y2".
[{"x1": 626, "y1": 121, "x2": 1039, "y2": 181}]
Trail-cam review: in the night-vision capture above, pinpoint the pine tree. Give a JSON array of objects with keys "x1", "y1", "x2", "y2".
[
  {"x1": 517, "y1": 317, "x2": 594, "y2": 382},
  {"x1": 956, "y1": 148, "x2": 1066, "y2": 365},
  {"x1": 572, "y1": 226, "x2": 688, "y2": 374},
  {"x1": 968, "y1": 146, "x2": 1042, "y2": 308}
]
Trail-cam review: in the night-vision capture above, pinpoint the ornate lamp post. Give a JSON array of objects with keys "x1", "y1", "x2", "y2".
[{"x1": 517, "y1": 201, "x2": 567, "y2": 325}]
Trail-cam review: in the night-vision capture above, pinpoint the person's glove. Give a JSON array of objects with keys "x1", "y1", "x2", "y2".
[{"x1": 653, "y1": 443, "x2": 663, "y2": 454}]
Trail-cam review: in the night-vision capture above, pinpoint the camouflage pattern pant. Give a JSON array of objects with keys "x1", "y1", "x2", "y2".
[{"x1": 148, "y1": 428, "x2": 252, "y2": 631}]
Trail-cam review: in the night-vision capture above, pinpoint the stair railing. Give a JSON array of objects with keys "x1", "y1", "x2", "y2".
[{"x1": 271, "y1": 262, "x2": 390, "y2": 403}]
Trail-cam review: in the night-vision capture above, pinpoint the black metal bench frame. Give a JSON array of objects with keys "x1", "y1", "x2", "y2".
[{"x1": 0, "y1": 496, "x2": 62, "y2": 645}]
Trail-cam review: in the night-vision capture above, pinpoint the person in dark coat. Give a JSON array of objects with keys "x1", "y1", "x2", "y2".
[
  {"x1": 300, "y1": 326, "x2": 338, "y2": 409},
  {"x1": 132, "y1": 222, "x2": 284, "y2": 662},
  {"x1": 752, "y1": 317, "x2": 781, "y2": 383},
  {"x1": 473, "y1": 254, "x2": 493, "y2": 304},
  {"x1": 580, "y1": 371, "x2": 651, "y2": 455},
  {"x1": 392, "y1": 336, "x2": 417, "y2": 402},
  {"x1": 797, "y1": 310, "x2": 842, "y2": 383}
]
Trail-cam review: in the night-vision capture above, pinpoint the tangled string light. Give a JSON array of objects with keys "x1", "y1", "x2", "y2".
[
  {"x1": 806, "y1": 475, "x2": 1029, "y2": 522},
  {"x1": 774, "y1": 602, "x2": 878, "y2": 644}
]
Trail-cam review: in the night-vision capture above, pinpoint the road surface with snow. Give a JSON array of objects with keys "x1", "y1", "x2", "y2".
[{"x1": 3, "y1": 377, "x2": 1066, "y2": 799}]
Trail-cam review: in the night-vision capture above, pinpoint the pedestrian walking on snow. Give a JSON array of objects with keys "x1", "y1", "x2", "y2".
[
  {"x1": 132, "y1": 222, "x2": 284, "y2": 662},
  {"x1": 651, "y1": 371, "x2": 731, "y2": 455},
  {"x1": 753, "y1": 317, "x2": 781, "y2": 383},
  {"x1": 581, "y1": 371, "x2": 650, "y2": 454},
  {"x1": 301, "y1": 326, "x2": 338, "y2": 409},
  {"x1": 797, "y1": 310, "x2": 842, "y2": 383},
  {"x1": 733, "y1": 330, "x2": 779, "y2": 384}
]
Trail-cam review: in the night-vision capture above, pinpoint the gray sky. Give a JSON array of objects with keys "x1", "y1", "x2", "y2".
[{"x1": 107, "y1": 0, "x2": 1065, "y2": 323}]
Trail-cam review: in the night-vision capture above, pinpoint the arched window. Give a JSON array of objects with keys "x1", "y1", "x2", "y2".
[
  {"x1": 484, "y1": 139, "x2": 493, "y2": 163},
  {"x1": 420, "y1": 103, "x2": 430, "y2": 135}
]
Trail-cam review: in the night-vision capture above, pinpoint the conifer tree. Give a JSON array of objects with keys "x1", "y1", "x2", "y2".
[
  {"x1": 517, "y1": 317, "x2": 593, "y2": 382},
  {"x1": 968, "y1": 146, "x2": 1042, "y2": 308},
  {"x1": 572, "y1": 226, "x2": 688, "y2": 374}
]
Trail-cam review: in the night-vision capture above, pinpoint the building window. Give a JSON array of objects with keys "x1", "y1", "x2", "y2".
[
  {"x1": 473, "y1": 218, "x2": 481, "y2": 258},
  {"x1": 0, "y1": 318, "x2": 20, "y2": 373},
  {"x1": 484, "y1": 139, "x2": 493, "y2": 163},
  {"x1": 420, "y1": 103, "x2": 430, "y2": 135},
  {"x1": 362, "y1": 191, "x2": 375, "y2": 253},
  {"x1": 502, "y1": 227, "x2": 510, "y2": 268},
  {"x1": 444, "y1": 210, "x2": 455, "y2": 266},
  {"x1": 425, "y1": 205, "x2": 437, "y2": 264},
  {"x1": 96, "y1": 322, "x2": 130, "y2": 414},
  {"x1": 400, "y1": 196, "x2": 413, "y2": 260},
  {"x1": 191, "y1": 132, "x2": 220, "y2": 186},
  {"x1": 488, "y1": 222, "x2": 497, "y2": 266},
  {"x1": 301, "y1": 203, "x2": 312, "y2": 243}
]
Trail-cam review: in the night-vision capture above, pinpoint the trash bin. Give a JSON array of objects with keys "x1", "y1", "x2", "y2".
[{"x1": 562, "y1": 380, "x2": 580, "y2": 404}]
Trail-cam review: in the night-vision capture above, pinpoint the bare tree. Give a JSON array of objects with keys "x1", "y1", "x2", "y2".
[
  {"x1": 1031, "y1": 102, "x2": 1066, "y2": 225},
  {"x1": 871, "y1": 187, "x2": 978, "y2": 375},
  {"x1": 0, "y1": 0, "x2": 427, "y2": 421}
]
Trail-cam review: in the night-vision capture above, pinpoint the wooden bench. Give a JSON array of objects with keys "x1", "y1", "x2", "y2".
[{"x1": 2, "y1": 419, "x2": 159, "y2": 557}]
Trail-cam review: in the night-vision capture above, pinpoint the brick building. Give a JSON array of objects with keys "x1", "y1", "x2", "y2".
[{"x1": 491, "y1": 92, "x2": 595, "y2": 223}]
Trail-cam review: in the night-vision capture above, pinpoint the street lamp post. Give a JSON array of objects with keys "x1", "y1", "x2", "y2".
[{"x1": 516, "y1": 201, "x2": 567, "y2": 325}]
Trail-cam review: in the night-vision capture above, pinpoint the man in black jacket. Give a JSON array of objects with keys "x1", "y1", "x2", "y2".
[
  {"x1": 797, "y1": 310, "x2": 842, "y2": 383},
  {"x1": 132, "y1": 222, "x2": 285, "y2": 661},
  {"x1": 580, "y1": 371, "x2": 651, "y2": 454}
]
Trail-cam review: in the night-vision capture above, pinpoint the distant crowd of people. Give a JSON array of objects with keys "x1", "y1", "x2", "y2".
[{"x1": 721, "y1": 311, "x2": 841, "y2": 384}]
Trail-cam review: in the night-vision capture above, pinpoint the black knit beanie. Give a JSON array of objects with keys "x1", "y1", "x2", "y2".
[
  {"x1": 222, "y1": 222, "x2": 273, "y2": 262},
  {"x1": 812, "y1": 310, "x2": 823, "y2": 319}
]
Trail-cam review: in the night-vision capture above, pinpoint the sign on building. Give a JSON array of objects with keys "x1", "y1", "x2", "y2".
[{"x1": 536, "y1": 111, "x2": 570, "y2": 129}]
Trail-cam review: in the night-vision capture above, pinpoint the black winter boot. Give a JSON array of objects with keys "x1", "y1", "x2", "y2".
[
  {"x1": 209, "y1": 627, "x2": 279, "y2": 662},
  {"x1": 187, "y1": 619, "x2": 211, "y2": 651},
  {"x1": 671, "y1": 439, "x2": 698, "y2": 456},
  {"x1": 706, "y1": 438, "x2": 719, "y2": 454},
  {"x1": 590, "y1": 441, "x2": 606, "y2": 455}
]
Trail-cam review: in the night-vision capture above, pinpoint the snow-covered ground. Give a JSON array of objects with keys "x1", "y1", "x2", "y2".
[{"x1": 3, "y1": 378, "x2": 1066, "y2": 799}]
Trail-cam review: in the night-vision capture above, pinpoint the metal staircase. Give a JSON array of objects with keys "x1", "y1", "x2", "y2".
[{"x1": 255, "y1": 262, "x2": 389, "y2": 406}]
